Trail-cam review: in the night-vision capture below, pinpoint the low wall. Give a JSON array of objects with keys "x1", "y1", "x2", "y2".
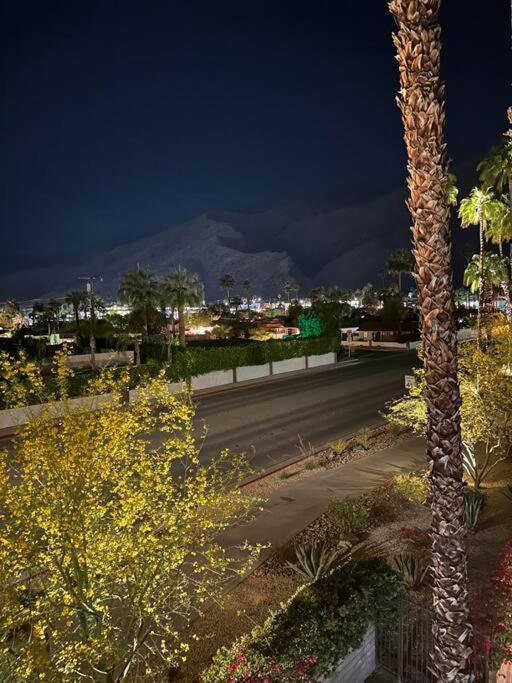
[
  {"x1": 0, "y1": 353, "x2": 339, "y2": 431},
  {"x1": 67, "y1": 351, "x2": 134, "y2": 368},
  {"x1": 0, "y1": 393, "x2": 114, "y2": 431},
  {"x1": 235, "y1": 363, "x2": 271, "y2": 382},
  {"x1": 323, "y1": 624, "x2": 376, "y2": 683},
  {"x1": 191, "y1": 369, "x2": 234, "y2": 391},
  {"x1": 307, "y1": 351, "x2": 336, "y2": 368},
  {"x1": 272, "y1": 356, "x2": 307, "y2": 375}
]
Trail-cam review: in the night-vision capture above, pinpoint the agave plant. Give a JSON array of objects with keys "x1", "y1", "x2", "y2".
[
  {"x1": 464, "y1": 488, "x2": 484, "y2": 531},
  {"x1": 287, "y1": 541, "x2": 342, "y2": 581},
  {"x1": 391, "y1": 551, "x2": 429, "y2": 589},
  {"x1": 462, "y1": 439, "x2": 505, "y2": 489}
]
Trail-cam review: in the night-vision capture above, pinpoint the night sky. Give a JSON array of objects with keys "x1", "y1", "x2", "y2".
[{"x1": 1, "y1": 0, "x2": 510, "y2": 297}]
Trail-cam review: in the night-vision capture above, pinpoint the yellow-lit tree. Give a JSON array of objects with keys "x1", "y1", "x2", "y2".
[{"x1": 0, "y1": 353, "x2": 259, "y2": 681}]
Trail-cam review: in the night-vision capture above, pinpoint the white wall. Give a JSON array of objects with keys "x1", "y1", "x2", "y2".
[
  {"x1": 272, "y1": 356, "x2": 306, "y2": 375},
  {"x1": 323, "y1": 624, "x2": 376, "y2": 683},
  {"x1": 236, "y1": 363, "x2": 271, "y2": 382},
  {"x1": 67, "y1": 351, "x2": 134, "y2": 368},
  {"x1": 307, "y1": 352, "x2": 336, "y2": 368},
  {"x1": 0, "y1": 393, "x2": 114, "y2": 431},
  {"x1": 191, "y1": 369, "x2": 234, "y2": 390}
]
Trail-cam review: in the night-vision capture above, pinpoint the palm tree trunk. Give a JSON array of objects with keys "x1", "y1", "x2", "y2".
[
  {"x1": 398, "y1": 271, "x2": 402, "y2": 295},
  {"x1": 390, "y1": 2, "x2": 471, "y2": 680},
  {"x1": 477, "y1": 219, "x2": 485, "y2": 345},
  {"x1": 73, "y1": 305, "x2": 80, "y2": 328},
  {"x1": 498, "y1": 241, "x2": 512, "y2": 320},
  {"x1": 178, "y1": 304, "x2": 186, "y2": 347}
]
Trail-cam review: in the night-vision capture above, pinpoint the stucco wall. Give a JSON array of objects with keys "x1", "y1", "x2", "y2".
[
  {"x1": 235, "y1": 363, "x2": 271, "y2": 382},
  {"x1": 272, "y1": 356, "x2": 307, "y2": 375},
  {"x1": 307, "y1": 352, "x2": 336, "y2": 368},
  {"x1": 191, "y1": 369, "x2": 235, "y2": 390},
  {"x1": 323, "y1": 624, "x2": 376, "y2": 683}
]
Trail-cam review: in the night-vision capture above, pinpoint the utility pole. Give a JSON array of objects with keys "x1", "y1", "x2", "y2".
[{"x1": 78, "y1": 276, "x2": 100, "y2": 370}]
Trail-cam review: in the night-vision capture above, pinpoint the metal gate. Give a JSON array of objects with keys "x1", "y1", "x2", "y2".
[
  {"x1": 376, "y1": 597, "x2": 435, "y2": 682},
  {"x1": 376, "y1": 597, "x2": 485, "y2": 682}
]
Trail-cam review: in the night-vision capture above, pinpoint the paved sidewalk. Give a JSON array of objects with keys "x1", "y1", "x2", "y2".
[{"x1": 220, "y1": 435, "x2": 426, "y2": 563}]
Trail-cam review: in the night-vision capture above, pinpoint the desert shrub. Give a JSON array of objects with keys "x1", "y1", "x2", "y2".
[
  {"x1": 327, "y1": 497, "x2": 369, "y2": 535},
  {"x1": 389, "y1": 472, "x2": 428, "y2": 504},
  {"x1": 355, "y1": 427, "x2": 373, "y2": 450},
  {"x1": 304, "y1": 459, "x2": 321, "y2": 470},
  {"x1": 330, "y1": 439, "x2": 349, "y2": 457},
  {"x1": 202, "y1": 558, "x2": 400, "y2": 682}
]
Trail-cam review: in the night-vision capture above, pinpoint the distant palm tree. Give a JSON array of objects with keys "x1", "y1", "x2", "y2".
[
  {"x1": 118, "y1": 269, "x2": 158, "y2": 336},
  {"x1": 478, "y1": 140, "x2": 512, "y2": 197},
  {"x1": 485, "y1": 198, "x2": 512, "y2": 319},
  {"x1": 65, "y1": 291, "x2": 86, "y2": 328},
  {"x1": 464, "y1": 252, "x2": 508, "y2": 313},
  {"x1": 386, "y1": 248, "x2": 414, "y2": 295},
  {"x1": 390, "y1": 0, "x2": 471, "y2": 677},
  {"x1": 231, "y1": 295, "x2": 242, "y2": 317},
  {"x1": 241, "y1": 280, "x2": 252, "y2": 320},
  {"x1": 219, "y1": 274, "x2": 235, "y2": 302},
  {"x1": 161, "y1": 267, "x2": 203, "y2": 346},
  {"x1": 281, "y1": 280, "x2": 299, "y2": 303},
  {"x1": 458, "y1": 188, "x2": 500, "y2": 344}
]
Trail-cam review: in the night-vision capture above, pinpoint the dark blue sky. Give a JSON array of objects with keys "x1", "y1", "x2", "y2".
[{"x1": 1, "y1": 0, "x2": 510, "y2": 281}]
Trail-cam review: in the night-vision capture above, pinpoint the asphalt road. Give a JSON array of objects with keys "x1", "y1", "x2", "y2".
[{"x1": 193, "y1": 350, "x2": 417, "y2": 472}]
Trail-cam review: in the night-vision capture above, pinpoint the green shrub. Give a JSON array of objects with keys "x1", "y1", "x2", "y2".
[
  {"x1": 327, "y1": 497, "x2": 369, "y2": 535},
  {"x1": 389, "y1": 472, "x2": 428, "y2": 504},
  {"x1": 202, "y1": 558, "x2": 400, "y2": 682}
]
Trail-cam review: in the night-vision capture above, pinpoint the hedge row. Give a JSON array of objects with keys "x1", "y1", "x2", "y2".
[
  {"x1": 0, "y1": 338, "x2": 339, "y2": 408},
  {"x1": 163, "y1": 336, "x2": 339, "y2": 382},
  {"x1": 202, "y1": 558, "x2": 400, "y2": 682}
]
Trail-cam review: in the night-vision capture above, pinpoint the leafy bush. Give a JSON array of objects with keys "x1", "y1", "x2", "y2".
[
  {"x1": 464, "y1": 488, "x2": 484, "y2": 530},
  {"x1": 389, "y1": 472, "x2": 428, "y2": 504},
  {"x1": 202, "y1": 558, "x2": 400, "y2": 682},
  {"x1": 327, "y1": 497, "x2": 369, "y2": 535},
  {"x1": 391, "y1": 552, "x2": 429, "y2": 589},
  {"x1": 287, "y1": 541, "x2": 342, "y2": 581}
]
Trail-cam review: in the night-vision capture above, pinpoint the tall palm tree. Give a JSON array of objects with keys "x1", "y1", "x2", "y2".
[
  {"x1": 118, "y1": 269, "x2": 158, "y2": 336},
  {"x1": 161, "y1": 267, "x2": 203, "y2": 346},
  {"x1": 389, "y1": 1, "x2": 472, "y2": 679},
  {"x1": 65, "y1": 291, "x2": 86, "y2": 328},
  {"x1": 386, "y1": 247, "x2": 414, "y2": 295},
  {"x1": 241, "y1": 279, "x2": 252, "y2": 320},
  {"x1": 219, "y1": 274, "x2": 235, "y2": 302},
  {"x1": 458, "y1": 188, "x2": 500, "y2": 345}
]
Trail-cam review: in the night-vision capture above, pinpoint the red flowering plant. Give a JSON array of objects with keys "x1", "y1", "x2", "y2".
[
  {"x1": 399, "y1": 527, "x2": 430, "y2": 547},
  {"x1": 471, "y1": 538, "x2": 512, "y2": 670}
]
